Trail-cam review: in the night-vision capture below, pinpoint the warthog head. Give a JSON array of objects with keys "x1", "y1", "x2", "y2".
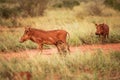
[
  {"x1": 19, "y1": 27, "x2": 32, "y2": 43},
  {"x1": 95, "y1": 23, "x2": 104, "y2": 35}
]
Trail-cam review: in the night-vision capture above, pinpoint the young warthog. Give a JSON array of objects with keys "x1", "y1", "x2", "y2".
[
  {"x1": 19, "y1": 27, "x2": 70, "y2": 53},
  {"x1": 95, "y1": 23, "x2": 109, "y2": 42}
]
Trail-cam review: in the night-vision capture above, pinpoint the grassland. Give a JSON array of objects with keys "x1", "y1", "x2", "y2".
[
  {"x1": 0, "y1": 51, "x2": 120, "y2": 80},
  {"x1": 0, "y1": 1, "x2": 120, "y2": 80},
  {"x1": 0, "y1": 9, "x2": 120, "y2": 52}
]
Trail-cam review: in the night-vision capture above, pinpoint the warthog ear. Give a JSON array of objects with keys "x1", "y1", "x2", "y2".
[
  {"x1": 95, "y1": 23, "x2": 98, "y2": 26},
  {"x1": 25, "y1": 26, "x2": 31, "y2": 31},
  {"x1": 94, "y1": 23, "x2": 98, "y2": 29}
]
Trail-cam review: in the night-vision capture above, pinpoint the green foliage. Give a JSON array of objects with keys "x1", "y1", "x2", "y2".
[
  {"x1": 18, "y1": 0, "x2": 48, "y2": 17},
  {"x1": 0, "y1": 0, "x2": 49, "y2": 18},
  {"x1": 62, "y1": 0, "x2": 80, "y2": 9},
  {"x1": 53, "y1": 0, "x2": 80, "y2": 9},
  {"x1": 0, "y1": 0, "x2": 7, "y2": 3},
  {"x1": 0, "y1": 7, "x2": 21, "y2": 19},
  {"x1": 0, "y1": 0, "x2": 120, "y2": 19},
  {"x1": 104, "y1": 0, "x2": 120, "y2": 11},
  {"x1": 0, "y1": 0, "x2": 49, "y2": 26}
]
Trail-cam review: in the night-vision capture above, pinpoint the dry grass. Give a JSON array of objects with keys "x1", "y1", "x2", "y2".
[
  {"x1": 0, "y1": 1, "x2": 120, "y2": 80},
  {"x1": 0, "y1": 1, "x2": 120, "y2": 52},
  {"x1": 0, "y1": 51, "x2": 120, "y2": 80}
]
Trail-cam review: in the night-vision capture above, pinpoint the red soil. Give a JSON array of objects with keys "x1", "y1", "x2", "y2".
[{"x1": 0, "y1": 43, "x2": 120, "y2": 60}]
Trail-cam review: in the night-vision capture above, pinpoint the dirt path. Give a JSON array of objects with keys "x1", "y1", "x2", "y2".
[{"x1": 0, "y1": 43, "x2": 120, "y2": 60}]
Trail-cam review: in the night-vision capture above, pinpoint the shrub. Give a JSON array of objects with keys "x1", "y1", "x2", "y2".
[
  {"x1": 0, "y1": 0, "x2": 49, "y2": 18},
  {"x1": 73, "y1": 1, "x2": 105, "y2": 17},
  {"x1": 53, "y1": 0, "x2": 80, "y2": 9},
  {"x1": 18, "y1": 0, "x2": 49, "y2": 17},
  {"x1": 0, "y1": 7, "x2": 21, "y2": 19},
  {"x1": 104, "y1": 0, "x2": 120, "y2": 11}
]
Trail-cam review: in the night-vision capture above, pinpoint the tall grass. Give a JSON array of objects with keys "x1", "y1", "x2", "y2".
[
  {"x1": 0, "y1": 31, "x2": 36, "y2": 52},
  {"x1": 0, "y1": 8, "x2": 120, "y2": 52},
  {"x1": 0, "y1": 16, "x2": 120, "y2": 52},
  {"x1": 0, "y1": 51, "x2": 120, "y2": 80}
]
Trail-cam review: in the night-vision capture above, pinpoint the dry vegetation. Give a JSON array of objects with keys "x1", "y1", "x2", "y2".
[
  {"x1": 0, "y1": 0, "x2": 120, "y2": 80},
  {"x1": 0, "y1": 8, "x2": 120, "y2": 52},
  {"x1": 0, "y1": 51, "x2": 120, "y2": 80}
]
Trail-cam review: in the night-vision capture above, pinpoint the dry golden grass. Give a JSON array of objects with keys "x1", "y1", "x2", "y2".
[{"x1": 0, "y1": 2, "x2": 120, "y2": 51}]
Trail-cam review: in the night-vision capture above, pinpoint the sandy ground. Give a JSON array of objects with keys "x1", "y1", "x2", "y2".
[{"x1": 0, "y1": 43, "x2": 120, "y2": 60}]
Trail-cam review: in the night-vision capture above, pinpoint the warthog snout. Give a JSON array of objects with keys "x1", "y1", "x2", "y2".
[{"x1": 19, "y1": 39, "x2": 23, "y2": 43}]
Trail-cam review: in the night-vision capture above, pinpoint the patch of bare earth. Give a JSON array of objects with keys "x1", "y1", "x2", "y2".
[{"x1": 0, "y1": 43, "x2": 120, "y2": 60}]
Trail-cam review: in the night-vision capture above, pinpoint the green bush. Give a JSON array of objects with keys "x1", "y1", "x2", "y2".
[
  {"x1": 18, "y1": 0, "x2": 49, "y2": 17},
  {"x1": 0, "y1": 7, "x2": 21, "y2": 19},
  {"x1": 0, "y1": 0, "x2": 49, "y2": 18},
  {"x1": 104, "y1": 0, "x2": 120, "y2": 11},
  {"x1": 53, "y1": 0, "x2": 80, "y2": 9}
]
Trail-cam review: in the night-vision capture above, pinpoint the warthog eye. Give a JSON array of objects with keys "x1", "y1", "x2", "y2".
[{"x1": 25, "y1": 30, "x2": 29, "y2": 33}]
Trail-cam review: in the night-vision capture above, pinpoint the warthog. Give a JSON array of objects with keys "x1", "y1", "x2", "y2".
[
  {"x1": 95, "y1": 23, "x2": 109, "y2": 42},
  {"x1": 19, "y1": 27, "x2": 70, "y2": 53}
]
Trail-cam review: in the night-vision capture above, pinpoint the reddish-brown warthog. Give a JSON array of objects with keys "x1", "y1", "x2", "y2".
[
  {"x1": 95, "y1": 23, "x2": 109, "y2": 41},
  {"x1": 19, "y1": 27, "x2": 70, "y2": 53}
]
